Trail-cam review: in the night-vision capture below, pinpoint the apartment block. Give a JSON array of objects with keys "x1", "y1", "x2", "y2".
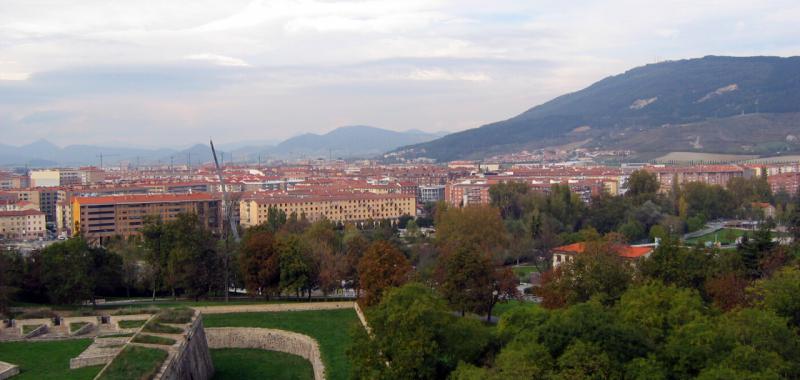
[
  {"x1": 240, "y1": 193, "x2": 416, "y2": 227},
  {"x1": 0, "y1": 209, "x2": 47, "y2": 240},
  {"x1": 71, "y1": 193, "x2": 222, "y2": 243}
]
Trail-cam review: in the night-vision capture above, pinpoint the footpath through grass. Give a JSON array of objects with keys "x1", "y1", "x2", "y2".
[
  {"x1": 0, "y1": 339, "x2": 102, "y2": 380},
  {"x1": 203, "y1": 308, "x2": 359, "y2": 380},
  {"x1": 211, "y1": 348, "x2": 313, "y2": 380}
]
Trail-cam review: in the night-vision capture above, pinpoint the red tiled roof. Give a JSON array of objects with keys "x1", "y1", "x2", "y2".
[
  {"x1": 554, "y1": 242, "x2": 652, "y2": 259},
  {"x1": 73, "y1": 193, "x2": 218, "y2": 205},
  {"x1": 0, "y1": 209, "x2": 45, "y2": 217}
]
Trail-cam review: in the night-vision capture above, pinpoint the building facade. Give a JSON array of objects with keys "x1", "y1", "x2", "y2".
[
  {"x1": 71, "y1": 193, "x2": 222, "y2": 243},
  {"x1": 0, "y1": 209, "x2": 47, "y2": 240},
  {"x1": 240, "y1": 193, "x2": 416, "y2": 227}
]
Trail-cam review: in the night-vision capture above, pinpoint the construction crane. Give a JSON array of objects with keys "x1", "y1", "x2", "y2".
[
  {"x1": 211, "y1": 139, "x2": 239, "y2": 302},
  {"x1": 96, "y1": 153, "x2": 120, "y2": 169},
  {"x1": 210, "y1": 140, "x2": 239, "y2": 241}
]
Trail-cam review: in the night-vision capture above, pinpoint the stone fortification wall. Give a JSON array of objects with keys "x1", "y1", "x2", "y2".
[
  {"x1": 156, "y1": 313, "x2": 214, "y2": 380},
  {"x1": 205, "y1": 327, "x2": 325, "y2": 380}
]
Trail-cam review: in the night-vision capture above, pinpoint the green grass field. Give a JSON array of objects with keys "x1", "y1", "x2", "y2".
[
  {"x1": 117, "y1": 319, "x2": 146, "y2": 329},
  {"x1": 98, "y1": 345, "x2": 168, "y2": 380},
  {"x1": 131, "y1": 334, "x2": 176, "y2": 345},
  {"x1": 493, "y1": 300, "x2": 539, "y2": 317},
  {"x1": 0, "y1": 339, "x2": 102, "y2": 380},
  {"x1": 203, "y1": 308, "x2": 360, "y2": 380},
  {"x1": 211, "y1": 348, "x2": 313, "y2": 380}
]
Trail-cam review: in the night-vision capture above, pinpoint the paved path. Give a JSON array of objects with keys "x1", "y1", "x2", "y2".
[
  {"x1": 194, "y1": 301, "x2": 354, "y2": 314},
  {"x1": 683, "y1": 221, "x2": 725, "y2": 240}
]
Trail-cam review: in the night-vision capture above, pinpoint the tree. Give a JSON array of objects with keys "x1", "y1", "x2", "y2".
[
  {"x1": 40, "y1": 238, "x2": 121, "y2": 305},
  {"x1": 640, "y1": 238, "x2": 711, "y2": 291},
  {"x1": 357, "y1": 241, "x2": 411, "y2": 306},
  {"x1": 239, "y1": 229, "x2": 280, "y2": 298},
  {"x1": 750, "y1": 266, "x2": 800, "y2": 328},
  {"x1": 141, "y1": 216, "x2": 170, "y2": 300},
  {"x1": 489, "y1": 182, "x2": 530, "y2": 219},
  {"x1": 626, "y1": 169, "x2": 660, "y2": 197},
  {"x1": 0, "y1": 250, "x2": 23, "y2": 315},
  {"x1": 278, "y1": 234, "x2": 312, "y2": 298},
  {"x1": 435, "y1": 205, "x2": 508, "y2": 255},
  {"x1": 616, "y1": 282, "x2": 706, "y2": 345},
  {"x1": 348, "y1": 283, "x2": 491, "y2": 380},
  {"x1": 164, "y1": 213, "x2": 218, "y2": 299},
  {"x1": 106, "y1": 237, "x2": 146, "y2": 298}
]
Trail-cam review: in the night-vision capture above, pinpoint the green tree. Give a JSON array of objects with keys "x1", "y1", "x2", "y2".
[
  {"x1": 626, "y1": 169, "x2": 660, "y2": 197},
  {"x1": 640, "y1": 238, "x2": 711, "y2": 291},
  {"x1": 347, "y1": 283, "x2": 491, "y2": 380},
  {"x1": 277, "y1": 234, "x2": 312, "y2": 298},
  {"x1": 750, "y1": 266, "x2": 800, "y2": 328},
  {"x1": 616, "y1": 282, "x2": 706, "y2": 345}
]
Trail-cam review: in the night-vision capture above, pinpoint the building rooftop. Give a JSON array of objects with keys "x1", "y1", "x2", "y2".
[{"x1": 73, "y1": 193, "x2": 219, "y2": 205}]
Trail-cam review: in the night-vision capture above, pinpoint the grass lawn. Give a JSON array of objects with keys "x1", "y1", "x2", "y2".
[
  {"x1": 211, "y1": 348, "x2": 313, "y2": 380},
  {"x1": 0, "y1": 339, "x2": 102, "y2": 380},
  {"x1": 131, "y1": 334, "x2": 176, "y2": 346},
  {"x1": 203, "y1": 308, "x2": 360, "y2": 380},
  {"x1": 143, "y1": 321, "x2": 182, "y2": 334},
  {"x1": 70, "y1": 322, "x2": 89, "y2": 333},
  {"x1": 98, "y1": 345, "x2": 167, "y2": 380},
  {"x1": 117, "y1": 319, "x2": 146, "y2": 329},
  {"x1": 493, "y1": 300, "x2": 539, "y2": 317}
]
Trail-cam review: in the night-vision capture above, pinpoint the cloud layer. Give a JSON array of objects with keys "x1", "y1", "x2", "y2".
[{"x1": 1, "y1": 0, "x2": 799, "y2": 147}]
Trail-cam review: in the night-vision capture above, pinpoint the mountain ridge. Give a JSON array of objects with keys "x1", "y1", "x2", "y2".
[{"x1": 393, "y1": 55, "x2": 800, "y2": 161}]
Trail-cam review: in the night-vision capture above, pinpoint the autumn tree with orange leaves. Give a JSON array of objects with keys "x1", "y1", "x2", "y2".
[{"x1": 358, "y1": 240, "x2": 412, "y2": 306}]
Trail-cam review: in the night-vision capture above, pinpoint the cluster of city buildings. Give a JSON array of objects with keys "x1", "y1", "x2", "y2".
[{"x1": 1, "y1": 159, "x2": 799, "y2": 244}]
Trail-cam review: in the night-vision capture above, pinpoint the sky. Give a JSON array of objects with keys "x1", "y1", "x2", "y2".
[{"x1": 1, "y1": 0, "x2": 800, "y2": 148}]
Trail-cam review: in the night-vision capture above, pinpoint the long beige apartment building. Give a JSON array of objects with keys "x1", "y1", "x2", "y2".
[{"x1": 240, "y1": 193, "x2": 416, "y2": 227}]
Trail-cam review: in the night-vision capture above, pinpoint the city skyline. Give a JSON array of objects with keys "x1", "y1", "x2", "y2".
[{"x1": 2, "y1": 0, "x2": 800, "y2": 147}]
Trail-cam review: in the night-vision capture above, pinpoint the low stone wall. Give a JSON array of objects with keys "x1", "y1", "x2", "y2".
[
  {"x1": 22, "y1": 324, "x2": 47, "y2": 339},
  {"x1": 0, "y1": 361, "x2": 19, "y2": 380},
  {"x1": 195, "y1": 301, "x2": 353, "y2": 314},
  {"x1": 206, "y1": 327, "x2": 325, "y2": 380},
  {"x1": 156, "y1": 313, "x2": 214, "y2": 380},
  {"x1": 70, "y1": 354, "x2": 116, "y2": 369}
]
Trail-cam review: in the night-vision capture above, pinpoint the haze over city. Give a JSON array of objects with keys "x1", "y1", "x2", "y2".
[{"x1": 3, "y1": 0, "x2": 800, "y2": 147}]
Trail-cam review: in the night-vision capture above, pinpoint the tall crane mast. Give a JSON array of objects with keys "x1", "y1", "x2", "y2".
[{"x1": 210, "y1": 140, "x2": 240, "y2": 242}]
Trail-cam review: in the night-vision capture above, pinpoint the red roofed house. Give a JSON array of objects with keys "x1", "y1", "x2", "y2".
[{"x1": 552, "y1": 242, "x2": 654, "y2": 268}]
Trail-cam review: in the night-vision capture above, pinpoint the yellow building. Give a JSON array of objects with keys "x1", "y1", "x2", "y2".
[
  {"x1": 71, "y1": 193, "x2": 222, "y2": 243},
  {"x1": 240, "y1": 193, "x2": 416, "y2": 227}
]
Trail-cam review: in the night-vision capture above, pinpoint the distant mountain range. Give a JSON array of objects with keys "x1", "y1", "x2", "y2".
[
  {"x1": 393, "y1": 55, "x2": 800, "y2": 161},
  {"x1": 0, "y1": 126, "x2": 446, "y2": 167}
]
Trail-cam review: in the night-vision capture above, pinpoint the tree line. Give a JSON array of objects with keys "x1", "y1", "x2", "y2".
[{"x1": 350, "y1": 223, "x2": 800, "y2": 379}]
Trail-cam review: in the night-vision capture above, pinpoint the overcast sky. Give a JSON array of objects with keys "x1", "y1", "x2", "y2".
[{"x1": 1, "y1": 0, "x2": 799, "y2": 148}]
